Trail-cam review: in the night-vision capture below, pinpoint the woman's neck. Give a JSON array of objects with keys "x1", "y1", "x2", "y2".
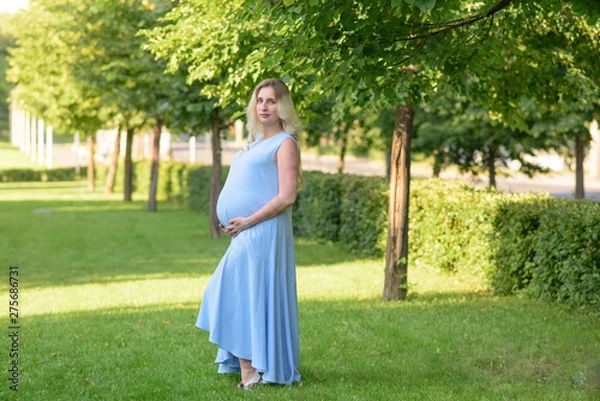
[{"x1": 262, "y1": 122, "x2": 284, "y2": 139}]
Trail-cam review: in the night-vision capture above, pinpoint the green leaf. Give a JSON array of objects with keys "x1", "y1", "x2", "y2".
[
  {"x1": 283, "y1": 0, "x2": 295, "y2": 6},
  {"x1": 352, "y1": 43, "x2": 364, "y2": 55},
  {"x1": 418, "y1": 0, "x2": 436, "y2": 12}
]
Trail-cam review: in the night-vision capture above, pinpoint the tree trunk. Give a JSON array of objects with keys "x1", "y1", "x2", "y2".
[
  {"x1": 337, "y1": 128, "x2": 348, "y2": 174},
  {"x1": 147, "y1": 119, "x2": 162, "y2": 212},
  {"x1": 575, "y1": 135, "x2": 585, "y2": 199},
  {"x1": 383, "y1": 104, "x2": 413, "y2": 301},
  {"x1": 432, "y1": 149, "x2": 442, "y2": 178},
  {"x1": 385, "y1": 150, "x2": 391, "y2": 177},
  {"x1": 123, "y1": 127, "x2": 134, "y2": 202},
  {"x1": 105, "y1": 127, "x2": 121, "y2": 194},
  {"x1": 209, "y1": 111, "x2": 224, "y2": 239},
  {"x1": 87, "y1": 133, "x2": 95, "y2": 192},
  {"x1": 488, "y1": 145, "x2": 497, "y2": 189}
]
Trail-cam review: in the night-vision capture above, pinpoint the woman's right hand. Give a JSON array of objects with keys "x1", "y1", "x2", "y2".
[{"x1": 220, "y1": 217, "x2": 251, "y2": 237}]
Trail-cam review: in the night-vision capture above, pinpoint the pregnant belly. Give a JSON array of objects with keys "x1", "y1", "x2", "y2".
[{"x1": 216, "y1": 193, "x2": 267, "y2": 226}]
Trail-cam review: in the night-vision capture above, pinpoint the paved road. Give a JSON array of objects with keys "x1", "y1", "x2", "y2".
[{"x1": 53, "y1": 141, "x2": 600, "y2": 201}]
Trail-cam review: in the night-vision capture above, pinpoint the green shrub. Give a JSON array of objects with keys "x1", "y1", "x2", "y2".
[
  {"x1": 98, "y1": 160, "x2": 209, "y2": 204},
  {"x1": 187, "y1": 165, "x2": 228, "y2": 212},
  {"x1": 529, "y1": 199, "x2": 600, "y2": 309},
  {"x1": 339, "y1": 174, "x2": 388, "y2": 257},
  {"x1": 166, "y1": 163, "x2": 190, "y2": 204},
  {"x1": 409, "y1": 179, "x2": 497, "y2": 286},
  {"x1": 1, "y1": 168, "x2": 41, "y2": 181},
  {"x1": 293, "y1": 171, "x2": 344, "y2": 242},
  {"x1": 489, "y1": 194, "x2": 557, "y2": 294},
  {"x1": 43, "y1": 167, "x2": 87, "y2": 181},
  {"x1": 0, "y1": 167, "x2": 88, "y2": 182}
]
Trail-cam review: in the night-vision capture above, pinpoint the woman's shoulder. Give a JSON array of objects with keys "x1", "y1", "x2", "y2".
[{"x1": 277, "y1": 134, "x2": 300, "y2": 156}]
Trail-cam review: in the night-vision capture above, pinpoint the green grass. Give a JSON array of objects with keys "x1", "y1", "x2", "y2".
[
  {"x1": 0, "y1": 142, "x2": 41, "y2": 169},
  {"x1": 0, "y1": 181, "x2": 599, "y2": 400}
]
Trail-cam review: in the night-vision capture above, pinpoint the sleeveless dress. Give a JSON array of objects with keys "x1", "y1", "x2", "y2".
[{"x1": 196, "y1": 132, "x2": 301, "y2": 385}]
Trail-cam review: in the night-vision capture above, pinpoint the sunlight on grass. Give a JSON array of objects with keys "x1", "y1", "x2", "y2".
[
  {"x1": 26, "y1": 277, "x2": 210, "y2": 316},
  {"x1": 2, "y1": 181, "x2": 477, "y2": 316},
  {"x1": 25, "y1": 259, "x2": 477, "y2": 317},
  {"x1": 0, "y1": 142, "x2": 41, "y2": 169},
  {"x1": 0, "y1": 181, "x2": 130, "y2": 201},
  {"x1": 2, "y1": 180, "x2": 600, "y2": 401}
]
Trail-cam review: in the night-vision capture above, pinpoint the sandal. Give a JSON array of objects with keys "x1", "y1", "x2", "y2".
[{"x1": 240, "y1": 370, "x2": 262, "y2": 390}]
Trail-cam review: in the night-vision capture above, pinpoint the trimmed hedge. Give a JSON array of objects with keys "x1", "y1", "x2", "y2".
[
  {"x1": 292, "y1": 172, "x2": 389, "y2": 256},
  {"x1": 409, "y1": 179, "x2": 498, "y2": 286},
  {"x1": 532, "y1": 199, "x2": 600, "y2": 308},
  {"x1": 489, "y1": 194, "x2": 557, "y2": 294},
  {"x1": 1, "y1": 167, "x2": 89, "y2": 182},
  {"x1": 338, "y1": 174, "x2": 389, "y2": 257},
  {"x1": 97, "y1": 160, "x2": 228, "y2": 213},
  {"x1": 491, "y1": 196, "x2": 600, "y2": 310},
  {"x1": 294, "y1": 172, "x2": 599, "y2": 310},
  {"x1": 293, "y1": 171, "x2": 345, "y2": 242},
  {"x1": 294, "y1": 174, "x2": 497, "y2": 285}
]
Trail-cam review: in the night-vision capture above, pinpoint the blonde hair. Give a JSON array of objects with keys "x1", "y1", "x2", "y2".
[
  {"x1": 246, "y1": 78, "x2": 302, "y2": 142},
  {"x1": 246, "y1": 78, "x2": 304, "y2": 189}
]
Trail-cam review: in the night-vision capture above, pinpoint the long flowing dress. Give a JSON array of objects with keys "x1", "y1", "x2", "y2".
[{"x1": 196, "y1": 132, "x2": 301, "y2": 385}]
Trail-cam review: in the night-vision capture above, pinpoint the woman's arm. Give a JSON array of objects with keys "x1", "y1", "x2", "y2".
[{"x1": 221, "y1": 137, "x2": 299, "y2": 237}]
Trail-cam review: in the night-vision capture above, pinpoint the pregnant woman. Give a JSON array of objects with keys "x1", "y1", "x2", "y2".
[{"x1": 196, "y1": 78, "x2": 302, "y2": 389}]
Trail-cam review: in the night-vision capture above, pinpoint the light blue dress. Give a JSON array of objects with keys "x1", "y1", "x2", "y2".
[{"x1": 197, "y1": 132, "x2": 301, "y2": 385}]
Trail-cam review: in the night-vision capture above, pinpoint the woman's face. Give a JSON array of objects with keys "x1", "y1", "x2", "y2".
[{"x1": 256, "y1": 86, "x2": 281, "y2": 128}]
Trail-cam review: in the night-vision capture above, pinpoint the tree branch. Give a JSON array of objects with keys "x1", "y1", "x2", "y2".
[{"x1": 398, "y1": 0, "x2": 514, "y2": 41}]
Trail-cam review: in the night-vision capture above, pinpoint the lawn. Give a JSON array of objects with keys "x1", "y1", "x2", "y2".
[
  {"x1": 0, "y1": 142, "x2": 41, "y2": 169},
  {"x1": 0, "y1": 181, "x2": 599, "y2": 400}
]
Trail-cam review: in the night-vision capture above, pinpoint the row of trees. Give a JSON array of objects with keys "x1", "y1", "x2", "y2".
[
  {"x1": 0, "y1": 13, "x2": 15, "y2": 139},
  {"x1": 7, "y1": 0, "x2": 599, "y2": 300}
]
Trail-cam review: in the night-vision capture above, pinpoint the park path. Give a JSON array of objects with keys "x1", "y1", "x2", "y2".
[{"x1": 50, "y1": 140, "x2": 600, "y2": 200}]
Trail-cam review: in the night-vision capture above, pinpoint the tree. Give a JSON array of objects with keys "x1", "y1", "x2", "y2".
[
  {"x1": 463, "y1": 2, "x2": 600, "y2": 198},
  {"x1": 413, "y1": 92, "x2": 554, "y2": 186},
  {"x1": 144, "y1": 0, "x2": 263, "y2": 234},
  {"x1": 249, "y1": 0, "x2": 599, "y2": 296},
  {"x1": 148, "y1": 0, "x2": 518, "y2": 300},
  {"x1": 67, "y1": 0, "x2": 177, "y2": 209},
  {"x1": 145, "y1": 0, "x2": 599, "y2": 299},
  {"x1": 252, "y1": 0, "x2": 517, "y2": 300},
  {"x1": 8, "y1": 0, "x2": 108, "y2": 191},
  {"x1": 0, "y1": 14, "x2": 15, "y2": 140}
]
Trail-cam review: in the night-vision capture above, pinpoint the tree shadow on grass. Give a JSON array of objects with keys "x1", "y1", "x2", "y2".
[
  {"x1": 1, "y1": 198, "x2": 368, "y2": 289},
  {"x1": 6, "y1": 296, "x2": 599, "y2": 400}
]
